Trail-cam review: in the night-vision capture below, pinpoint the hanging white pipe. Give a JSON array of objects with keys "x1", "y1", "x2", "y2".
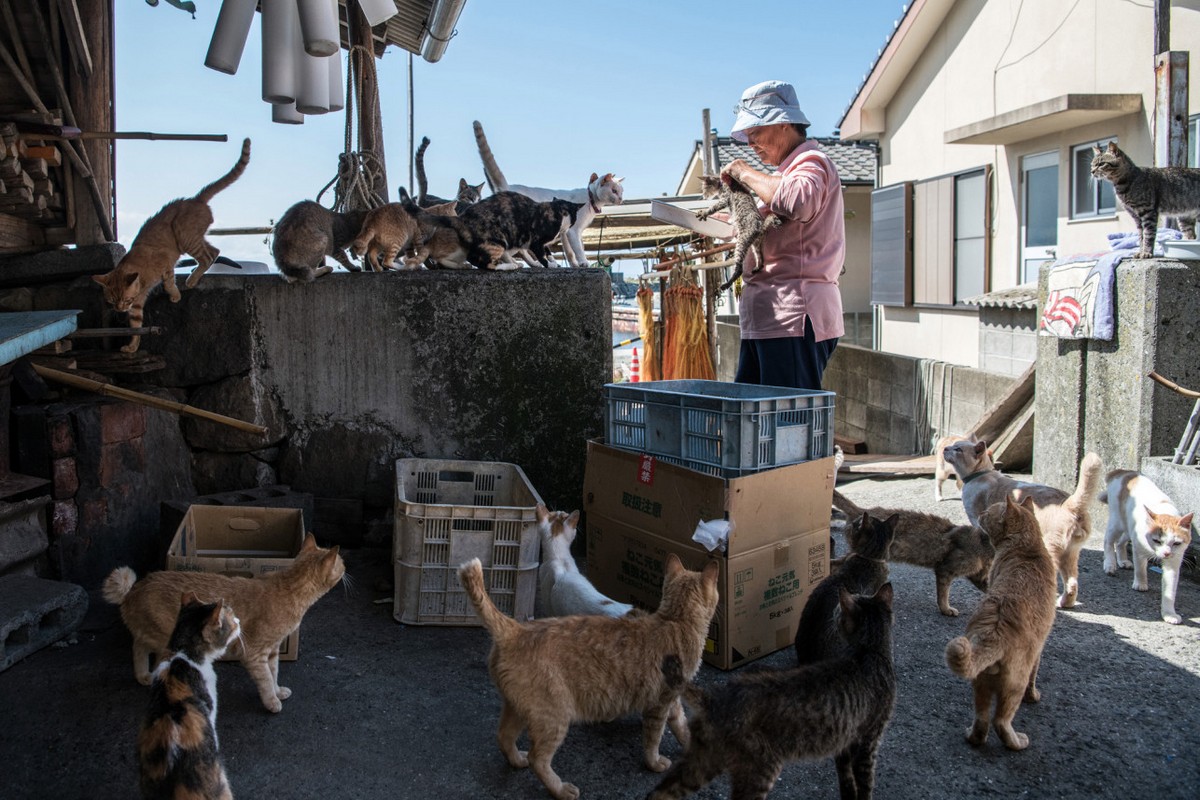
[
  {"x1": 204, "y1": 0, "x2": 257, "y2": 75},
  {"x1": 296, "y1": 47, "x2": 331, "y2": 115},
  {"x1": 357, "y1": 0, "x2": 399, "y2": 28},
  {"x1": 261, "y1": 0, "x2": 297, "y2": 104},
  {"x1": 297, "y1": 0, "x2": 339, "y2": 57},
  {"x1": 327, "y1": 51, "x2": 345, "y2": 113},
  {"x1": 422, "y1": 0, "x2": 468, "y2": 63},
  {"x1": 272, "y1": 101, "x2": 305, "y2": 125}
]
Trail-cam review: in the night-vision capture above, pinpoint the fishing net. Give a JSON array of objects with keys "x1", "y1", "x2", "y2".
[
  {"x1": 636, "y1": 285, "x2": 662, "y2": 382},
  {"x1": 661, "y1": 265, "x2": 714, "y2": 380}
]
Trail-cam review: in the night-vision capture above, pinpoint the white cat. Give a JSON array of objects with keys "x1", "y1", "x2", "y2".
[
  {"x1": 535, "y1": 503, "x2": 634, "y2": 618},
  {"x1": 473, "y1": 120, "x2": 625, "y2": 269},
  {"x1": 1101, "y1": 470, "x2": 1194, "y2": 624}
]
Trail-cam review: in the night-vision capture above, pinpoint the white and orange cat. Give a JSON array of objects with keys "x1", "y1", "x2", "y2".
[
  {"x1": 1101, "y1": 470, "x2": 1194, "y2": 624},
  {"x1": 535, "y1": 503, "x2": 634, "y2": 618},
  {"x1": 103, "y1": 534, "x2": 344, "y2": 713},
  {"x1": 93, "y1": 138, "x2": 251, "y2": 353}
]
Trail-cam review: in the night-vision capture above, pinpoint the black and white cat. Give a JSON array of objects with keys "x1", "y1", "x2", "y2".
[
  {"x1": 473, "y1": 120, "x2": 623, "y2": 268},
  {"x1": 458, "y1": 192, "x2": 584, "y2": 270}
]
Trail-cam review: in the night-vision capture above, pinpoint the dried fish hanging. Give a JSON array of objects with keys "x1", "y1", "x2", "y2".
[
  {"x1": 661, "y1": 265, "x2": 715, "y2": 380},
  {"x1": 636, "y1": 285, "x2": 662, "y2": 382}
]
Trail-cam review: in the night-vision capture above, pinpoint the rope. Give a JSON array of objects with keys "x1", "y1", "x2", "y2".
[{"x1": 316, "y1": 44, "x2": 385, "y2": 212}]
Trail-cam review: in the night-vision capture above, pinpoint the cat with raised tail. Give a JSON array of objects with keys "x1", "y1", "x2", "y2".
[
  {"x1": 1090, "y1": 141, "x2": 1200, "y2": 257},
  {"x1": 473, "y1": 120, "x2": 624, "y2": 268},
  {"x1": 414, "y1": 135, "x2": 484, "y2": 213},
  {"x1": 1100, "y1": 469, "x2": 1194, "y2": 624},
  {"x1": 138, "y1": 592, "x2": 240, "y2": 800},
  {"x1": 93, "y1": 138, "x2": 251, "y2": 353},
  {"x1": 535, "y1": 503, "x2": 634, "y2": 618}
]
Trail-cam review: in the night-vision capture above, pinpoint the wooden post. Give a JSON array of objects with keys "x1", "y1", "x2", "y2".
[
  {"x1": 66, "y1": 0, "x2": 114, "y2": 243},
  {"x1": 701, "y1": 108, "x2": 712, "y2": 176},
  {"x1": 348, "y1": 3, "x2": 388, "y2": 204},
  {"x1": 1153, "y1": 0, "x2": 1189, "y2": 169},
  {"x1": 1154, "y1": 0, "x2": 1170, "y2": 56}
]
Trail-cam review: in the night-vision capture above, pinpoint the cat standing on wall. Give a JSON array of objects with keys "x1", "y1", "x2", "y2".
[
  {"x1": 1089, "y1": 141, "x2": 1200, "y2": 257},
  {"x1": 271, "y1": 200, "x2": 367, "y2": 283},
  {"x1": 414, "y1": 136, "x2": 484, "y2": 214},
  {"x1": 474, "y1": 120, "x2": 624, "y2": 268},
  {"x1": 93, "y1": 138, "x2": 251, "y2": 352}
]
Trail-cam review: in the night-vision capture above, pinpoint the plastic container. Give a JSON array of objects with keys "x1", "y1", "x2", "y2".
[
  {"x1": 393, "y1": 459, "x2": 543, "y2": 625},
  {"x1": 605, "y1": 380, "x2": 836, "y2": 477}
]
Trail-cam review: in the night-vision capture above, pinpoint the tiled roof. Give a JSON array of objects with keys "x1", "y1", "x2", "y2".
[
  {"x1": 962, "y1": 283, "x2": 1038, "y2": 310},
  {"x1": 713, "y1": 136, "x2": 877, "y2": 185}
]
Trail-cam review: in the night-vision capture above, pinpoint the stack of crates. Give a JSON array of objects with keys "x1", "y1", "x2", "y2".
[
  {"x1": 604, "y1": 379, "x2": 836, "y2": 477},
  {"x1": 393, "y1": 458, "x2": 543, "y2": 625}
]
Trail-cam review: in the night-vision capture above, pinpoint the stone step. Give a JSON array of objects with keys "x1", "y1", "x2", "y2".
[{"x1": 0, "y1": 575, "x2": 88, "y2": 672}]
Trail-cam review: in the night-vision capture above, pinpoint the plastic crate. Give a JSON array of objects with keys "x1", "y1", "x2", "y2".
[
  {"x1": 605, "y1": 380, "x2": 836, "y2": 477},
  {"x1": 393, "y1": 459, "x2": 543, "y2": 625}
]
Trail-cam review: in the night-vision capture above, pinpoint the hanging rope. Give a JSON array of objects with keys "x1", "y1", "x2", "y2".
[
  {"x1": 317, "y1": 44, "x2": 385, "y2": 212},
  {"x1": 636, "y1": 284, "x2": 661, "y2": 382},
  {"x1": 661, "y1": 265, "x2": 715, "y2": 381}
]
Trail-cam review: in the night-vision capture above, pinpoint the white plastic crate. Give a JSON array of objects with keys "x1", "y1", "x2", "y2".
[
  {"x1": 605, "y1": 380, "x2": 836, "y2": 477},
  {"x1": 394, "y1": 459, "x2": 543, "y2": 625}
]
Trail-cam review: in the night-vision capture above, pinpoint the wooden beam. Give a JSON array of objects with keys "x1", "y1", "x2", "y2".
[
  {"x1": 967, "y1": 362, "x2": 1036, "y2": 446},
  {"x1": 0, "y1": 210, "x2": 46, "y2": 252},
  {"x1": 55, "y1": 0, "x2": 94, "y2": 78},
  {"x1": 63, "y1": 0, "x2": 114, "y2": 243}
]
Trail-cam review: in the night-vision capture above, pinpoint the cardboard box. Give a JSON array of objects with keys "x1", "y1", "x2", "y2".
[
  {"x1": 583, "y1": 441, "x2": 835, "y2": 669},
  {"x1": 167, "y1": 505, "x2": 306, "y2": 661}
]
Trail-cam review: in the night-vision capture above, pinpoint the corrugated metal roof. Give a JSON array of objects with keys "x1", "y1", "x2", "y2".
[
  {"x1": 713, "y1": 136, "x2": 877, "y2": 185},
  {"x1": 962, "y1": 283, "x2": 1038, "y2": 310}
]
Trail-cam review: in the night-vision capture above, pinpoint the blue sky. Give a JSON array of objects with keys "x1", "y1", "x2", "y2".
[{"x1": 115, "y1": 0, "x2": 906, "y2": 263}]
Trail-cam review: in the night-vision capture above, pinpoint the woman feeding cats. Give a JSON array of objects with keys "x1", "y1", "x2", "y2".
[{"x1": 721, "y1": 79, "x2": 845, "y2": 391}]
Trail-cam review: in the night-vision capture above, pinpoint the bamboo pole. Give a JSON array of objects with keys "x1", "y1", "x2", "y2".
[
  {"x1": 651, "y1": 242, "x2": 735, "y2": 271},
  {"x1": 67, "y1": 327, "x2": 163, "y2": 338},
  {"x1": 1148, "y1": 370, "x2": 1200, "y2": 398},
  {"x1": 33, "y1": 364, "x2": 268, "y2": 436}
]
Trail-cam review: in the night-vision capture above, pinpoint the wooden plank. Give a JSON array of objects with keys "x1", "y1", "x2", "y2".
[
  {"x1": 21, "y1": 157, "x2": 47, "y2": 181},
  {"x1": 22, "y1": 145, "x2": 61, "y2": 166},
  {"x1": 55, "y1": 0, "x2": 93, "y2": 78},
  {"x1": 0, "y1": 211, "x2": 46, "y2": 252},
  {"x1": 834, "y1": 435, "x2": 869, "y2": 455},
  {"x1": 839, "y1": 453, "x2": 937, "y2": 475},
  {"x1": 990, "y1": 398, "x2": 1035, "y2": 470},
  {"x1": 967, "y1": 362, "x2": 1036, "y2": 445}
]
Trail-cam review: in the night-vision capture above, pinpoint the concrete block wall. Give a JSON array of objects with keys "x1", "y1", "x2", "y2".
[{"x1": 978, "y1": 307, "x2": 1036, "y2": 377}]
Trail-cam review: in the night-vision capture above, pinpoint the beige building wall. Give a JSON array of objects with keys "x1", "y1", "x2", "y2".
[
  {"x1": 879, "y1": 306, "x2": 980, "y2": 368},
  {"x1": 866, "y1": 0, "x2": 1200, "y2": 364}
]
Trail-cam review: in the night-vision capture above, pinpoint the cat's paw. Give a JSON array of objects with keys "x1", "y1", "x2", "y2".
[
  {"x1": 1002, "y1": 731, "x2": 1030, "y2": 751},
  {"x1": 1023, "y1": 686, "x2": 1041, "y2": 704},
  {"x1": 262, "y1": 697, "x2": 283, "y2": 713},
  {"x1": 1103, "y1": 562, "x2": 1119, "y2": 576},
  {"x1": 694, "y1": 210, "x2": 710, "y2": 221},
  {"x1": 507, "y1": 749, "x2": 529, "y2": 769},
  {"x1": 136, "y1": 673, "x2": 152, "y2": 687},
  {"x1": 276, "y1": 686, "x2": 292, "y2": 700},
  {"x1": 1132, "y1": 580, "x2": 1148, "y2": 592},
  {"x1": 1118, "y1": 558, "x2": 1133, "y2": 569},
  {"x1": 120, "y1": 342, "x2": 140, "y2": 354},
  {"x1": 1163, "y1": 612, "x2": 1183, "y2": 624},
  {"x1": 553, "y1": 783, "x2": 580, "y2": 800},
  {"x1": 1056, "y1": 594, "x2": 1077, "y2": 608},
  {"x1": 965, "y1": 725, "x2": 988, "y2": 747},
  {"x1": 1136, "y1": 250, "x2": 1154, "y2": 259},
  {"x1": 940, "y1": 606, "x2": 960, "y2": 617}
]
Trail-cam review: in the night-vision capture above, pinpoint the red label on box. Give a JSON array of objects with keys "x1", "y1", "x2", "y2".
[{"x1": 637, "y1": 454, "x2": 655, "y2": 485}]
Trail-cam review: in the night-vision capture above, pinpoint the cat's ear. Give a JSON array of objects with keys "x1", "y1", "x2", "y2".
[
  {"x1": 92, "y1": 274, "x2": 107, "y2": 285},
  {"x1": 664, "y1": 552, "x2": 683, "y2": 578},
  {"x1": 567, "y1": 510, "x2": 580, "y2": 528},
  {"x1": 1093, "y1": 144, "x2": 1103, "y2": 157},
  {"x1": 701, "y1": 558, "x2": 720, "y2": 585},
  {"x1": 973, "y1": 440, "x2": 988, "y2": 456},
  {"x1": 838, "y1": 586, "x2": 856, "y2": 618},
  {"x1": 123, "y1": 272, "x2": 138, "y2": 287},
  {"x1": 874, "y1": 582, "x2": 894, "y2": 610},
  {"x1": 1107, "y1": 141, "x2": 1118, "y2": 154},
  {"x1": 883, "y1": 512, "x2": 901, "y2": 530},
  {"x1": 180, "y1": 591, "x2": 200, "y2": 607},
  {"x1": 300, "y1": 533, "x2": 318, "y2": 552},
  {"x1": 589, "y1": 172, "x2": 599, "y2": 184},
  {"x1": 1178, "y1": 512, "x2": 1194, "y2": 530},
  {"x1": 536, "y1": 503, "x2": 548, "y2": 522},
  {"x1": 459, "y1": 178, "x2": 469, "y2": 190},
  {"x1": 322, "y1": 547, "x2": 340, "y2": 573},
  {"x1": 601, "y1": 173, "x2": 614, "y2": 184}
]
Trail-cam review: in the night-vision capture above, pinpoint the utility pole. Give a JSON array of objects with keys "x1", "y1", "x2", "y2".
[{"x1": 1153, "y1": 0, "x2": 1189, "y2": 167}]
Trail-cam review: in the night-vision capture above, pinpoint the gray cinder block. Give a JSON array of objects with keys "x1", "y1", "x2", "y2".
[{"x1": 0, "y1": 575, "x2": 88, "y2": 672}]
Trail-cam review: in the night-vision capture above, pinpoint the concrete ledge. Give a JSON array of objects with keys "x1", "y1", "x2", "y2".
[
  {"x1": 1139, "y1": 456, "x2": 1200, "y2": 584},
  {"x1": 0, "y1": 575, "x2": 87, "y2": 671}
]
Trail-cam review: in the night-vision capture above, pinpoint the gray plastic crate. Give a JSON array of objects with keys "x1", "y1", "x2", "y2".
[
  {"x1": 605, "y1": 380, "x2": 836, "y2": 477},
  {"x1": 394, "y1": 459, "x2": 543, "y2": 625}
]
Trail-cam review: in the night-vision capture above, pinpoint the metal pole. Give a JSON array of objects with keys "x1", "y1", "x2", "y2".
[{"x1": 408, "y1": 51, "x2": 414, "y2": 196}]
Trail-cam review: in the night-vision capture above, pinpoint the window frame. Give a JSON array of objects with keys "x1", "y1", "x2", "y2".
[
  {"x1": 1070, "y1": 138, "x2": 1117, "y2": 219},
  {"x1": 1189, "y1": 115, "x2": 1199, "y2": 168}
]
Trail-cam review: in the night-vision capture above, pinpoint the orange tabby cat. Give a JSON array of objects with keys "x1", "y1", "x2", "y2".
[
  {"x1": 348, "y1": 199, "x2": 455, "y2": 271},
  {"x1": 458, "y1": 553, "x2": 720, "y2": 800},
  {"x1": 93, "y1": 138, "x2": 251, "y2": 353},
  {"x1": 102, "y1": 533, "x2": 344, "y2": 713}
]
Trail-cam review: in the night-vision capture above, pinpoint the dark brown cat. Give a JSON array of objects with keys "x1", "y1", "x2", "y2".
[
  {"x1": 648, "y1": 583, "x2": 897, "y2": 800},
  {"x1": 833, "y1": 489, "x2": 993, "y2": 616},
  {"x1": 271, "y1": 200, "x2": 367, "y2": 283},
  {"x1": 413, "y1": 135, "x2": 484, "y2": 214},
  {"x1": 138, "y1": 592, "x2": 240, "y2": 800},
  {"x1": 93, "y1": 138, "x2": 251, "y2": 352},
  {"x1": 457, "y1": 191, "x2": 584, "y2": 269},
  {"x1": 1090, "y1": 141, "x2": 1200, "y2": 256}
]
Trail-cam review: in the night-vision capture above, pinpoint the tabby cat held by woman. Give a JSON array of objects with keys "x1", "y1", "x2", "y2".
[{"x1": 93, "y1": 138, "x2": 251, "y2": 353}]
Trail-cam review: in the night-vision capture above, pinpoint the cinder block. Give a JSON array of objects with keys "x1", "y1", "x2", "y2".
[{"x1": 0, "y1": 575, "x2": 88, "y2": 672}]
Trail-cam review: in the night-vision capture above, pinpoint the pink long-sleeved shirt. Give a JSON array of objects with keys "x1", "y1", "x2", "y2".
[{"x1": 739, "y1": 140, "x2": 845, "y2": 342}]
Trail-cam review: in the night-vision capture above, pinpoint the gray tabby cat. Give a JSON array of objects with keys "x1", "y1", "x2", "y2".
[
  {"x1": 695, "y1": 174, "x2": 783, "y2": 292},
  {"x1": 415, "y1": 136, "x2": 484, "y2": 214},
  {"x1": 271, "y1": 200, "x2": 367, "y2": 283},
  {"x1": 1090, "y1": 141, "x2": 1200, "y2": 257}
]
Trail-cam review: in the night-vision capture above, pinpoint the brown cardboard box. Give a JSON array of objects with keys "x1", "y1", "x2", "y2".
[
  {"x1": 166, "y1": 505, "x2": 306, "y2": 661},
  {"x1": 582, "y1": 441, "x2": 835, "y2": 668}
]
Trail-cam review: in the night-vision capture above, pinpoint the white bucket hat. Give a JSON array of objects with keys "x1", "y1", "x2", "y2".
[{"x1": 731, "y1": 80, "x2": 811, "y2": 142}]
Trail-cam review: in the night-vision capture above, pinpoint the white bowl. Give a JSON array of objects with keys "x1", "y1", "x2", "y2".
[{"x1": 1162, "y1": 240, "x2": 1200, "y2": 260}]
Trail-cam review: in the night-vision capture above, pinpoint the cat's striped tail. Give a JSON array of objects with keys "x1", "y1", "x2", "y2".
[
  {"x1": 194, "y1": 138, "x2": 251, "y2": 203},
  {"x1": 457, "y1": 558, "x2": 520, "y2": 640},
  {"x1": 945, "y1": 635, "x2": 1003, "y2": 680},
  {"x1": 102, "y1": 566, "x2": 138, "y2": 605},
  {"x1": 472, "y1": 121, "x2": 508, "y2": 193}
]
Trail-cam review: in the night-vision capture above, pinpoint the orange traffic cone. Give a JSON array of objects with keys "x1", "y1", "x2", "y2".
[{"x1": 630, "y1": 347, "x2": 640, "y2": 383}]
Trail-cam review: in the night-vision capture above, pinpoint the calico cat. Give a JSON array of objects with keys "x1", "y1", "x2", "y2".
[
  {"x1": 1101, "y1": 469, "x2": 1194, "y2": 624},
  {"x1": 832, "y1": 490, "x2": 993, "y2": 616},
  {"x1": 474, "y1": 120, "x2": 624, "y2": 268},
  {"x1": 648, "y1": 583, "x2": 896, "y2": 800},
  {"x1": 945, "y1": 495, "x2": 1056, "y2": 751},
  {"x1": 271, "y1": 200, "x2": 367, "y2": 283},
  {"x1": 1090, "y1": 141, "x2": 1200, "y2": 256},
  {"x1": 695, "y1": 174, "x2": 783, "y2": 292},
  {"x1": 795, "y1": 510, "x2": 894, "y2": 665},
  {"x1": 535, "y1": 503, "x2": 634, "y2": 618},
  {"x1": 349, "y1": 200, "x2": 456, "y2": 271},
  {"x1": 414, "y1": 135, "x2": 484, "y2": 213},
  {"x1": 458, "y1": 553, "x2": 719, "y2": 800},
  {"x1": 93, "y1": 138, "x2": 251, "y2": 353},
  {"x1": 457, "y1": 191, "x2": 584, "y2": 269},
  {"x1": 103, "y1": 534, "x2": 345, "y2": 713},
  {"x1": 138, "y1": 592, "x2": 240, "y2": 800}
]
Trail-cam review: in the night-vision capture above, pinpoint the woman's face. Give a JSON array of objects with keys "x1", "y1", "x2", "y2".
[{"x1": 744, "y1": 124, "x2": 802, "y2": 166}]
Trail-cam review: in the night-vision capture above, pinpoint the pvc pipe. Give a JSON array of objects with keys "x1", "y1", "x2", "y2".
[
  {"x1": 261, "y1": 0, "x2": 297, "y2": 104},
  {"x1": 327, "y1": 52, "x2": 345, "y2": 113},
  {"x1": 272, "y1": 102, "x2": 305, "y2": 125},
  {"x1": 204, "y1": 0, "x2": 257, "y2": 75},
  {"x1": 422, "y1": 0, "x2": 467, "y2": 63},
  {"x1": 297, "y1": 0, "x2": 339, "y2": 58},
  {"x1": 296, "y1": 47, "x2": 331, "y2": 115},
  {"x1": 357, "y1": 0, "x2": 398, "y2": 28}
]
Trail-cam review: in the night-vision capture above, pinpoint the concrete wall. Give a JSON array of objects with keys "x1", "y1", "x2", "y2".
[
  {"x1": 27, "y1": 269, "x2": 612, "y2": 549},
  {"x1": 978, "y1": 306, "x2": 1036, "y2": 377},
  {"x1": 878, "y1": 305, "x2": 980, "y2": 367}
]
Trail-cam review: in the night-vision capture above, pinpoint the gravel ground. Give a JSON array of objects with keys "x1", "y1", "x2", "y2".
[{"x1": 1, "y1": 471, "x2": 1197, "y2": 799}]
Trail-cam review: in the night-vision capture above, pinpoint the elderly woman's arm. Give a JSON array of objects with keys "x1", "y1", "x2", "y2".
[{"x1": 721, "y1": 159, "x2": 781, "y2": 206}]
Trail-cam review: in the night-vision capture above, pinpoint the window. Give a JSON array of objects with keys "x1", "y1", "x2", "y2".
[
  {"x1": 870, "y1": 166, "x2": 989, "y2": 307},
  {"x1": 1190, "y1": 115, "x2": 1199, "y2": 167},
  {"x1": 1071, "y1": 139, "x2": 1116, "y2": 219}
]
